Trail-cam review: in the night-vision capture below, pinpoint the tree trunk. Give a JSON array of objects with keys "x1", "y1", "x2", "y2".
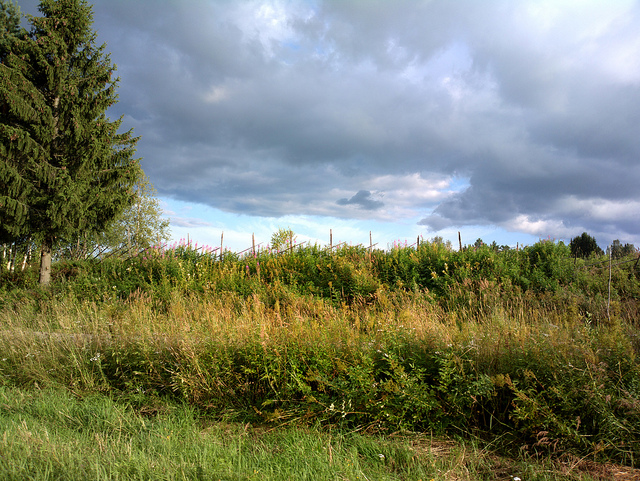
[
  {"x1": 21, "y1": 238, "x2": 32, "y2": 271},
  {"x1": 9, "y1": 243, "x2": 16, "y2": 272},
  {"x1": 39, "y1": 239, "x2": 53, "y2": 285}
]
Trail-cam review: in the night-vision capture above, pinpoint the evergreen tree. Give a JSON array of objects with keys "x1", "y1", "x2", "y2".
[
  {"x1": 0, "y1": 1, "x2": 27, "y2": 248},
  {"x1": 569, "y1": 232, "x2": 603, "y2": 259},
  {"x1": 59, "y1": 172, "x2": 171, "y2": 259},
  {"x1": 0, "y1": 0, "x2": 26, "y2": 62},
  {"x1": 0, "y1": 0, "x2": 141, "y2": 284},
  {"x1": 609, "y1": 239, "x2": 636, "y2": 260}
]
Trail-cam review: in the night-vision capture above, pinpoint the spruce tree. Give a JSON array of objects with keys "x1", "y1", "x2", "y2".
[
  {"x1": 0, "y1": 0, "x2": 141, "y2": 284},
  {"x1": 609, "y1": 239, "x2": 636, "y2": 260},
  {"x1": 0, "y1": 0, "x2": 26, "y2": 247},
  {"x1": 569, "y1": 232, "x2": 603, "y2": 259},
  {"x1": 0, "y1": 0, "x2": 25, "y2": 62}
]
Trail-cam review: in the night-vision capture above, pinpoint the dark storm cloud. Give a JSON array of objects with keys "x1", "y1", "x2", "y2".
[
  {"x1": 15, "y1": 0, "x2": 640, "y2": 243},
  {"x1": 337, "y1": 190, "x2": 384, "y2": 210}
]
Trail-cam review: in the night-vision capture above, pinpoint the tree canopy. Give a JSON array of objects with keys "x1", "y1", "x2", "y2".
[
  {"x1": 0, "y1": 0, "x2": 142, "y2": 284},
  {"x1": 569, "y1": 232, "x2": 603, "y2": 259},
  {"x1": 270, "y1": 227, "x2": 296, "y2": 253},
  {"x1": 609, "y1": 240, "x2": 636, "y2": 260}
]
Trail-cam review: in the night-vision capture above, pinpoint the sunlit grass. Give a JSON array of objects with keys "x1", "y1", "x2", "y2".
[{"x1": 0, "y1": 386, "x2": 621, "y2": 481}]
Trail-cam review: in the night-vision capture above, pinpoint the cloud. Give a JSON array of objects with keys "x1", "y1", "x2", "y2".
[
  {"x1": 15, "y1": 0, "x2": 640, "y2": 245},
  {"x1": 168, "y1": 216, "x2": 214, "y2": 229},
  {"x1": 337, "y1": 190, "x2": 384, "y2": 210}
]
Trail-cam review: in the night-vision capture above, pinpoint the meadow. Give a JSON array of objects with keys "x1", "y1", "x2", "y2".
[{"x1": 1, "y1": 238, "x2": 639, "y2": 480}]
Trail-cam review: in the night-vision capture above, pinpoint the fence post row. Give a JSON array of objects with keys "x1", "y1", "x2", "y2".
[{"x1": 9, "y1": 229, "x2": 639, "y2": 268}]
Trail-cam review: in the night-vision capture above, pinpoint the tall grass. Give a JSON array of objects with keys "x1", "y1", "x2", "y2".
[{"x1": 1, "y1": 239, "x2": 639, "y2": 468}]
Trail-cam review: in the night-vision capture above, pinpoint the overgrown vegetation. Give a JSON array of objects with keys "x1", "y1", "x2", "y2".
[{"x1": 1, "y1": 237, "x2": 639, "y2": 477}]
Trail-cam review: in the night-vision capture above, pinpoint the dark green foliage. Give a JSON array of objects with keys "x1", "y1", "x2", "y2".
[
  {"x1": 521, "y1": 239, "x2": 573, "y2": 291},
  {"x1": 610, "y1": 239, "x2": 636, "y2": 260},
  {"x1": 0, "y1": 0, "x2": 141, "y2": 283},
  {"x1": 0, "y1": 0, "x2": 26, "y2": 62},
  {"x1": 570, "y1": 232, "x2": 604, "y2": 259}
]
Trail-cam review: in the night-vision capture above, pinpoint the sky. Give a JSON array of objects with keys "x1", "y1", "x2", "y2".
[{"x1": 16, "y1": 0, "x2": 640, "y2": 252}]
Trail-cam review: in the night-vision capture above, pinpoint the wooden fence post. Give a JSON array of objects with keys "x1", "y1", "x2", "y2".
[
  {"x1": 458, "y1": 232, "x2": 462, "y2": 251},
  {"x1": 220, "y1": 232, "x2": 224, "y2": 261},
  {"x1": 608, "y1": 245, "x2": 612, "y2": 323}
]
